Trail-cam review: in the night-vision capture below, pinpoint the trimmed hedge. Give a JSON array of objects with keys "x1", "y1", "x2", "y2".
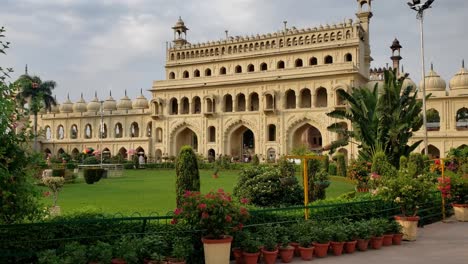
[{"x1": 83, "y1": 169, "x2": 104, "y2": 184}]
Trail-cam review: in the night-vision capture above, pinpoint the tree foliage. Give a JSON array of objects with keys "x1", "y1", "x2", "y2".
[
  {"x1": 327, "y1": 70, "x2": 424, "y2": 167},
  {"x1": 175, "y1": 146, "x2": 200, "y2": 206}
]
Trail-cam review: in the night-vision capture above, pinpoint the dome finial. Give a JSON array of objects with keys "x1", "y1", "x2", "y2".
[
  {"x1": 109, "y1": 90, "x2": 112, "y2": 97},
  {"x1": 401, "y1": 64, "x2": 404, "y2": 73},
  {"x1": 463, "y1": 59, "x2": 465, "y2": 68},
  {"x1": 25, "y1": 64, "x2": 28, "y2": 75},
  {"x1": 80, "y1": 92, "x2": 83, "y2": 99},
  {"x1": 94, "y1": 91, "x2": 97, "y2": 98},
  {"x1": 125, "y1": 89, "x2": 127, "y2": 96},
  {"x1": 140, "y1": 88, "x2": 143, "y2": 95},
  {"x1": 67, "y1": 93, "x2": 70, "y2": 100},
  {"x1": 431, "y1": 62, "x2": 434, "y2": 71}
]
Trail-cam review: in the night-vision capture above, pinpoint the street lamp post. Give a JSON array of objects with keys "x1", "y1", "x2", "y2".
[
  {"x1": 407, "y1": 0, "x2": 435, "y2": 156},
  {"x1": 100, "y1": 100, "x2": 104, "y2": 165}
]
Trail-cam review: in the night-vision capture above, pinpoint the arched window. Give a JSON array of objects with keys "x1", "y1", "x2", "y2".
[
  {"x1": 337, "y1": 31, "x2": 343, "y2": 40},
  {"x1": 247, "y1": 64, "x2": 254, "y2": 72},
  {"x1": 205, "y1": 68, "x2": 212, "y2": 76},
  {"x1": 170, "y1": 53, "x2": 175, "y2": 60},
  {"x1": 181, "y1": 97, "x2": 189, "y2": 114},
  {"x1": 115, "y1": 123, "x2": 123, "y2": 138},
  {"x1": 147, "y1": 122, "x2": 152, "y2": 137},
  {"x1": 192, "y1": 96, "x2": 201, "y2": 114},
  {"x1": 265, "y1": 94, "x2": 275, "y2": 110},
  {"x1": 268, "y1": 124, "x2": 276, "y2": 141},
  {"x1": 156, "y1": 128, "x2": 163, "y2": 142},
  {"x1": 57, "y1": 125, "x2": 64, "y2": 140},
  {"x1": 346, "y1": 30, "x2": 351, "y2": 39},
  {"x1": 426, "y1": 109, "x2": 441, "y2": 131},
  {"x1": 316, "y1": 88, "x2": 328, "y2": 107},
  {"x1": 183, "y1": 71, "x2": 189, "y2": 78},
  {"x1": 336, "y1": 89, "x2": 346, "y2": 105},
  {"x1": 220, "y1": 67, "x2": 227, "y2": 75},
  {"x1": 310, "y1": 57, "x2": 318, "y2": 66},
  {"x1": 70, "y1": 124, "x2": 78, "y2": 139},
  {"x1": 295, "y1": 59, "x2": 303, "y2": 67},
  {"x1": 235, "y1": 65, "x2": 242, "y2": 73},
  {"x1": 169, "y1": 72, "x2": 175, "y2": 79},
  {"x1": 194, "y1": 69, "x2": 200, "y2": 77},
  {"x1": 224, "y1": 94, "x2": 233, "y2": 112},
  {"x1": 45, "y1": 126, "x2": 52, "y2": 140},
  {"x1": 130, "y1": 122, "x2": 139, "y2": 138},
  {"x1": 456, "y1": 108, "x2": 468, "y2": 130},
  {"x1": 208, "y1": 126, "x2": 216, "y2": 142},
  {"x1": 84, "y1": 124, "x2": 92, "y2": 139},
  {"x1": 300, "y1": 89, "x2": 311, "y2": 108},
  {"x1": 99, "y1": 123, "x2": 107, "y2": 138},
  {"x1": 236, "y1": 93, "x2": 246, "y2": 112},
  {"x1": 277, "y1": 60, "x2": 285, "y2": 69},
  {"x1": 344, "y1": 53, "x2": 353, "y2": 62},
  {"x1": 285, "y1": 90, "x2": 296, "y2": 109},
  {"x1": 170, "y1": 98, "x2": 178, "y2": 115},
  {"x1": 260, "y1": 63, "x2": 268, "y2": 71},
  {"x1": 249, "y1": 93, "x2": 259, "y2": 111},
  {"x1": 324, "y1": 55, "x2": 333, "y2": 64}
]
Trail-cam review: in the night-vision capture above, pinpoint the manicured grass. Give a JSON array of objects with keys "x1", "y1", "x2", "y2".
[{"x1": 41, "y1": 169, "x2": 355, "y2": 215}]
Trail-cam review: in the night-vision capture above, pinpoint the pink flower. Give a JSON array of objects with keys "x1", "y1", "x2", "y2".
[
  {"x1": 170, "y1": 218, "x2": 178, "y2": 225},
  {"x1": 198, "y1": 203, "x2": 207, "y2": 209},
  {"x1": 240, "y1": 207, "x2": 248, "y2": 215},
  {"x1": 225, "y1": 215, "x2": 232, "y2": 222},
  {"x1": 174, "y1": 208, "x2": 183, "y2": 216},
  {"x1": 217, "y1": 188, "x2": 224, "y2": 193},
  {"x1": 184, "y1": 190, "x2": 191, "y2": 197},
  {"x1": 240, "y1": 198, "x2": 249, "y2": 204},
  {"x1": 201, "y1": 212, "x2": 209, "y2": 219}
]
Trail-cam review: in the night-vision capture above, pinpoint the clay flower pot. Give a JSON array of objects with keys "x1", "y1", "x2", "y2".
[
  {"x1": 111, "y1": 259, "x2": 127, "y2": 264},
  {"x1": 289, "y1": 242, "x2": 300, "y2": 257},
  {"x1": 382, "y1": 234, "x2": 394, "y2": 246},
  {"x1": 232, "y1": 248, "x2": 244, "y2": 264},
  {"x1": 298, "y1": 246, "x2": 314, "y2": 261},
  {"x1": 344, "y1": 240, "x2": 357, "y2": 254},
  {"x1": 261, "y1": 248, "x2": 278, "y2": 264},
  {"x1": 394, "y1": 215, "x2": 420, "y2": 241},
  {"x1": 452, "y1": 204, "x2": 468, "y2": 222},
  {"x1": 330, "y1": 241, "x2": 345, "y2": 256},
  {"x1": 279, "y1": 246, "x2": 295, "y2": 263},
  {"x1": 242, "y1": 252, "x2": 260, "y2": 264},
  {"x1": 392, "y1": 233, "x2": 404, "y2": 245},
  {"x1": 370, "y1": 236, "x2": 383, "y2": 249},
  {"x1": 357, "y1": 239, "x2": 369, "y2": 251},
  {"x1": 313, "y1": 242, "x2": 329, "y2": 258}
]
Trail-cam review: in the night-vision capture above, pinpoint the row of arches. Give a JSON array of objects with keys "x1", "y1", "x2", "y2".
[
  {"x1": 170, "y1": 29, "x2": 353, "y2": 61},
  {"x1": 45, "y1": 146, "x2": 146, "y2": 160},
  {"x1": 425, "y1": 107, "x2": 468, "y2": 131},
  {"x1": 168, "y1": 54, "x2": 352, "y2": 80}
]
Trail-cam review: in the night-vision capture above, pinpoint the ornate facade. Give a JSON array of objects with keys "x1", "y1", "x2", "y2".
[{"x1": 34, "y1": 0, "x2": 468, "y2": 161}]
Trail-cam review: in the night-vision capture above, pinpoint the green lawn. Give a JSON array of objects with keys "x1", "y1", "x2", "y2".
[{"x1": 41, "y1": 169, "x2": 355, "y2": 215}]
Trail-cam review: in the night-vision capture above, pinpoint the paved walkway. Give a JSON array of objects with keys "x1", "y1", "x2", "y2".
[{"x1": 291, "y1": 218, "x2": 468, "y2": 264}]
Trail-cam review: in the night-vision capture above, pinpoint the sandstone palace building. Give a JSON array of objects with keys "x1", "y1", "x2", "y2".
[{"x1": 34, "y1": 0, "x2": 468, "y2": 162}]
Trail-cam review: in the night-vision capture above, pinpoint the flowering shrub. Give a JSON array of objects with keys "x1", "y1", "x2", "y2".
[
  {"x1": 173, "y1": 189, "x2": 249, "y2": 239},
  {"x1": 347, "y1": 159, "x2": 371, "y2": 188},
  {"x1": 449, "y1": 173, "x2": 468, "y2": 204},
  {"x1": 437, "y1": 177, "x2": 451, "y2": 199},
  {"x1": 42, "y1": 176, "x2": 65, "y2": 206}
]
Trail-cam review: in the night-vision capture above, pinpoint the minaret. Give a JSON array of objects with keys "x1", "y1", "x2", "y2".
[
  {"x1": 390, "y1": 38, "x2": 402, "y2": 76},
  {"x1": 172, "y1": 17, "x2": 189, "y2": 47},
  {"x1": 356, "y1": 0, "x2": 373, "y2": 75}
]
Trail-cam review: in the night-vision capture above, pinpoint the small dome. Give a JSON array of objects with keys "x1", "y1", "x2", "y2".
[
  {"x1": 132, "y1": 89, "x2": 149, "y2": 109},
  {"x1": 38, "y1": 107, "x2": 47, "y2": 114},
  {"x1": 60, "y1": 95, "x2": 74, "y2": 113},
  {"x1": 117, "y1": 90, "x2": 133, "y2": 110},
  {"x1": 87, "y1": 92, "x2": 101, "y2": 112},
  {"x1": 174, "y1": 17, "x2": 185, "y2": 27},
  {"x1": 449, "y1": 62, "x2": 468, "y2": 91},
  {"x1": 402, "y1": 77, "x2": 417, "y2": 91},
  {"x1": 50, "y1": 103, "x2": 60, "y2": 114},
  {"x1": 73, "y1": 94, "x2": 87, "y2": 113},
  {"x1": 103, "y1": 92, "x2": 117, "y2": 111},
  {"x1": 420, "y1": 67, "x2": 446, "y2": 91}
]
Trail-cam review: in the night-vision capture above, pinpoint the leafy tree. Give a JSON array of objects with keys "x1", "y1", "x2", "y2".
[
  {"x1": 0, "y1": 27, "x2": 43, "y2": 224},
  {"x1": 15, "y1": 73, "x2": 57, "y2": 151},
  {"x1": 327, "y1": 70, "x2": 424, "y2": 167},
  {"x1": 175, "y1": 146, "x2": 200, "y2": 206}
]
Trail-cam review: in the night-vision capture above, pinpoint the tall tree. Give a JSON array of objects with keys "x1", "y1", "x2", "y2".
[
  {"x1": 175, "y1": 146, "x2": 200, "y2": 206},
  {"x1": 327, "y1": 70, "x2": 424, "y2": 167},
  {"x1": 15, "y1": 74, "x2": 57, "y2": 151}
]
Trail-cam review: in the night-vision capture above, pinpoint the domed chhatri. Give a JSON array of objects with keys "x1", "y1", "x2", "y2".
[
  {"x1": 449, "y1": 60, "x2": 468, "y2": 96},
  {"x1": 132, "y1": 89, "x2": 149, "y2": 109},
  {"x1": 59, "y1": 94, "x2": 73, "y2": 113},
  {"x1": 87, "y1": 91, "x2": 101, "y2": 112},
  {"x1": 103, "y1": 91, "x2": 117, "y2": 111},
  {"x1": 117, "y1": 90, "x2": 133, "y2": 110},
  {"x1": 73, "y1": 93, "x2": 87, "y2": 113},
  {"x1": 50, "y1": 97, "x2": 60, "y2": 114},
  {"x1": 420, "y1": 64, "x2": 446, "y2": 92},
  {"x1": 400, "y1": 66, "x2": 417, "y2": 91}
]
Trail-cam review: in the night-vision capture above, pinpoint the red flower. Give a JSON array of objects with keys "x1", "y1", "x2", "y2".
[
  {"x1": 240, "y1": 207, "x2": 248, "y2": 215},
  {"x1": 201, "y1": 212, "x2": 209, "y2": 219},
  {"x1": 174, "y1": 208, "x2": 183, "y2": 216},
  {"x1": 217, "y1": 188, "x2": 224, "y2": 193},
  {"x1": 225, "y1": 215, "x2": 232, "y2": 222},
  {"x1": 240, "y1": 198, "x2": 249, "y2": 204},
  {"x1": 170, "y1": 218, "x2": 178, "y2": 225},
  {"x1": 43, "y1": 191, "x2": 50, "y2": 197},
  {"x1": 198, "y1": 203, "x2": 207, "y2": 209}
]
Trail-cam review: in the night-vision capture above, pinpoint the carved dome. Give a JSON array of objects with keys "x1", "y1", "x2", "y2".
[
  {"x1": 449, "y1": 62, "x2": 468, "y2": 91},
  {"x1": 60, "y1": 94, "x2": 73, "y2": 113},
  {"x1": 73, "y1": 94, "x2": 87, "y2": 113},
  {"x1": 117, "y1": 90, "x2": 133, "y2": 110},
  {"x1": 420, "y1": 66, "x2": 446, "y2": 91},
  {"x1": 103, "y1": 92, "x2": 117, "y2": 111},
  {"x1": 50, "y1": 103, "x2": 60, "y2": 114},
  {"x1": 87, "y1": 92, "x2": 101, "y2": 112},
  {"x1": 132, "y1": 89, "x2": 149, "y2": 109}
]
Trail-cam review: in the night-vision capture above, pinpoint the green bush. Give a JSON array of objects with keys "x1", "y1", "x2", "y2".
[
  {"x1": 175, "y1": 146, "x2": 200, "y2": 206},
  {"x1": 252, "y1": 154, "x2": 259, "y2": 166},
  {"x1": 51, "y1": 169, "x2": 65, "y2": 177},
  {"x1": 408, "y1": 153, "x2": 424, "y2": 177},
  {"x1": 83, "y1": 169, "x2": 104, "y2": 184},
  {"x1": 322, "y1": 155, "x2": 330, "y2": 173},
  {"x1": 329, "y1": 163, "x2": 337, "y2": 176},
  {"x1": 371, "y1": 151, "x2": 397, "y2": 178},
  {"x1": 334, "y1": 153, "x2": 347, "y2": 177},
  {"x1": 83, "y1": 156, "x2": 99, "y2": 165},
  {"x1": 399, "y1": 156, "x2": 408, "y2": 170}
]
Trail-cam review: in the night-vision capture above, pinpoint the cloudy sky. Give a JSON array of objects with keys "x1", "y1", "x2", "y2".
[{"x1": 1, "y1": 0, "x2": 467, "y2": 102}]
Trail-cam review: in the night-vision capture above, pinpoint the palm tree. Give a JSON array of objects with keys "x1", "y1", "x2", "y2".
[
  {"x1": 15, "y1": 74, "x2": 57, "y2": 151},
  {"x1": 327, "y1": 70, "x2": 424, "y2": 167}
]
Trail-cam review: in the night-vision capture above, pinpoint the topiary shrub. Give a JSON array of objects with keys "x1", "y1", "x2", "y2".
[
  {"x1": 83, "y1": 169, "x2": 104, "y2": 184},
  {"x1": 334, "y1": 153, "x2": 347, "y2": 177},
  {"x1": 322, "y1": 155, "x2": 330, "y2": 173},
  {"x1": 408, "y1": 153, "x2": 424, "y2": 177},
  {"x1": 83, "y1": 156, "x2": 99, "y2": 165},
  {"x1": 175, "y1": 146, "x2": 200, "y2": 206},
  {"x1": 371, "y1": 151, "x2": 397, "y2": 178},
  {"x1": 314, "y1": 169, "x2": 330, "y2": 201},
  {"x1": 329, "y1": 163, "x2": 337, "y2": 176}
]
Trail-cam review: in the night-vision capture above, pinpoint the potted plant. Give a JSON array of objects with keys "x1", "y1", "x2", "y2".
[
  {"x1": 278, "y1": 235, "x2": 294, "y2": 263},
  {"x1": 378, "y1": 170, "x2": 435, "y2": 241},
  {"x1": 449, "y1": 173, "x2": 468, "y2": 221},
  {"x1": 232, "y1": 231, "x2": 247, "y2": 264},
  {"x1": 312, "y1": 225, "x2": 331, "y2": 258},
  {"x1": 112, "y1": 236, "x2": 138, "y2": 264},
  {"x1": 343, "y1": 222, "x2": 359, "y2": 254},
  {"x1": 167, "y1": 237, "x2": 192, "y2": 264},
  {"x1": 389, "y1": 220, "x2": 404, "y2": 245},
  {"x1": 137, "y1": 235, "x2": 168, "y2": 264},
  {"x1": 369, "y1": 218, "x2": 385, "y2": 249},
  {"x1": 330, "y1": 223, "x2": 347, "y2": 256},
  {"x1": 62, "y1": 242, "x2": 87, "y2": 264},
  {"x1": 381, "y1": 219, "x2": 394, "y2": 246},
  {"x1": 297, "y1": 232, "x2": 314, "y2": 261},
  {"x1": 87, "y1": 241, "x2": 113, "y2": 264},
  {"x1": 37, "y1": 249, "x2": 61, "y2": 264},
  {"x1": 42, "y1": 176, "x2": 65, "y2": 216},
  {"x1": 173, "y1": 189, "x2": 249, "y2": 264},
  {"x1": 241, "y1": 232, "x2": 261, "y2": 264},
  {"x1": 259, "y1": 225, "x2": 279, "y2": 264},
  {"x1": 355, "y1": 220, "x2": 371, "y2": 251}
]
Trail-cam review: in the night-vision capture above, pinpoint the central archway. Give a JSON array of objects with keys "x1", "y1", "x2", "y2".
[
  {"x1": 175, "y1": 127, "x2": 198, "y2": 153},
  {"x1": 228, "y1": 125, "x2": 255, "y2": 161},
  {"x1": 291, "y1": 123, "x2": 323, "y2": 152}
]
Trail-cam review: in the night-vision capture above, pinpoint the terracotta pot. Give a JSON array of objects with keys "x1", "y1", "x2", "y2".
[
  {"x1": 261, "y1": 248, "x2": 278, "y2": 264},
  {"x1": 394, "y1": 215, "x2": 420, "y2": 241},
  {"x1": 279, "y1": 246, "x2": 294, "y2": 263},
  {"x1": 382, "y1": 234, "x2": 393, "y2": 246},
  {"x1": 289, "y1": 242, "x2": 300, "y2": 257},
  {"x1": 357, "y1": 239, "x2": 369, "y2": 251},
  {"x1": 344, "y1": 240, "x2": 357, "y2": 254},
  {"x1": 370, "y1": 236, "x2": 383, "y2": 249},
  {"x1": 392, "y1": 233, "x2": 403, "y2": 245},
  {"x1": 111, "y1": 259, "x2": 127, "y2": 264},
  {"x1": 313, "y1": 242, "x2": 329, "y2": 258},
  {"x1": 453, "y1": 204, "x2": 468, "y2": 222},
  {"x1": 298, "y1": 246, "x2": 314, "y2": 261},
  {"x1": 202, "y1": 235, "x2": 233, "y2": 264},
  {"x1": 242, "y1": 252, "x2": 260, "y2": 264},
  {"x1": 330, "y1": 241, "x2": 345, "y2": 256},
  {"x1": 232, "y1": 247, "x2": 244, "y2": 264},
  {"x1": 166, "y1": 259, "x2": 185, "y2": 264}
]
